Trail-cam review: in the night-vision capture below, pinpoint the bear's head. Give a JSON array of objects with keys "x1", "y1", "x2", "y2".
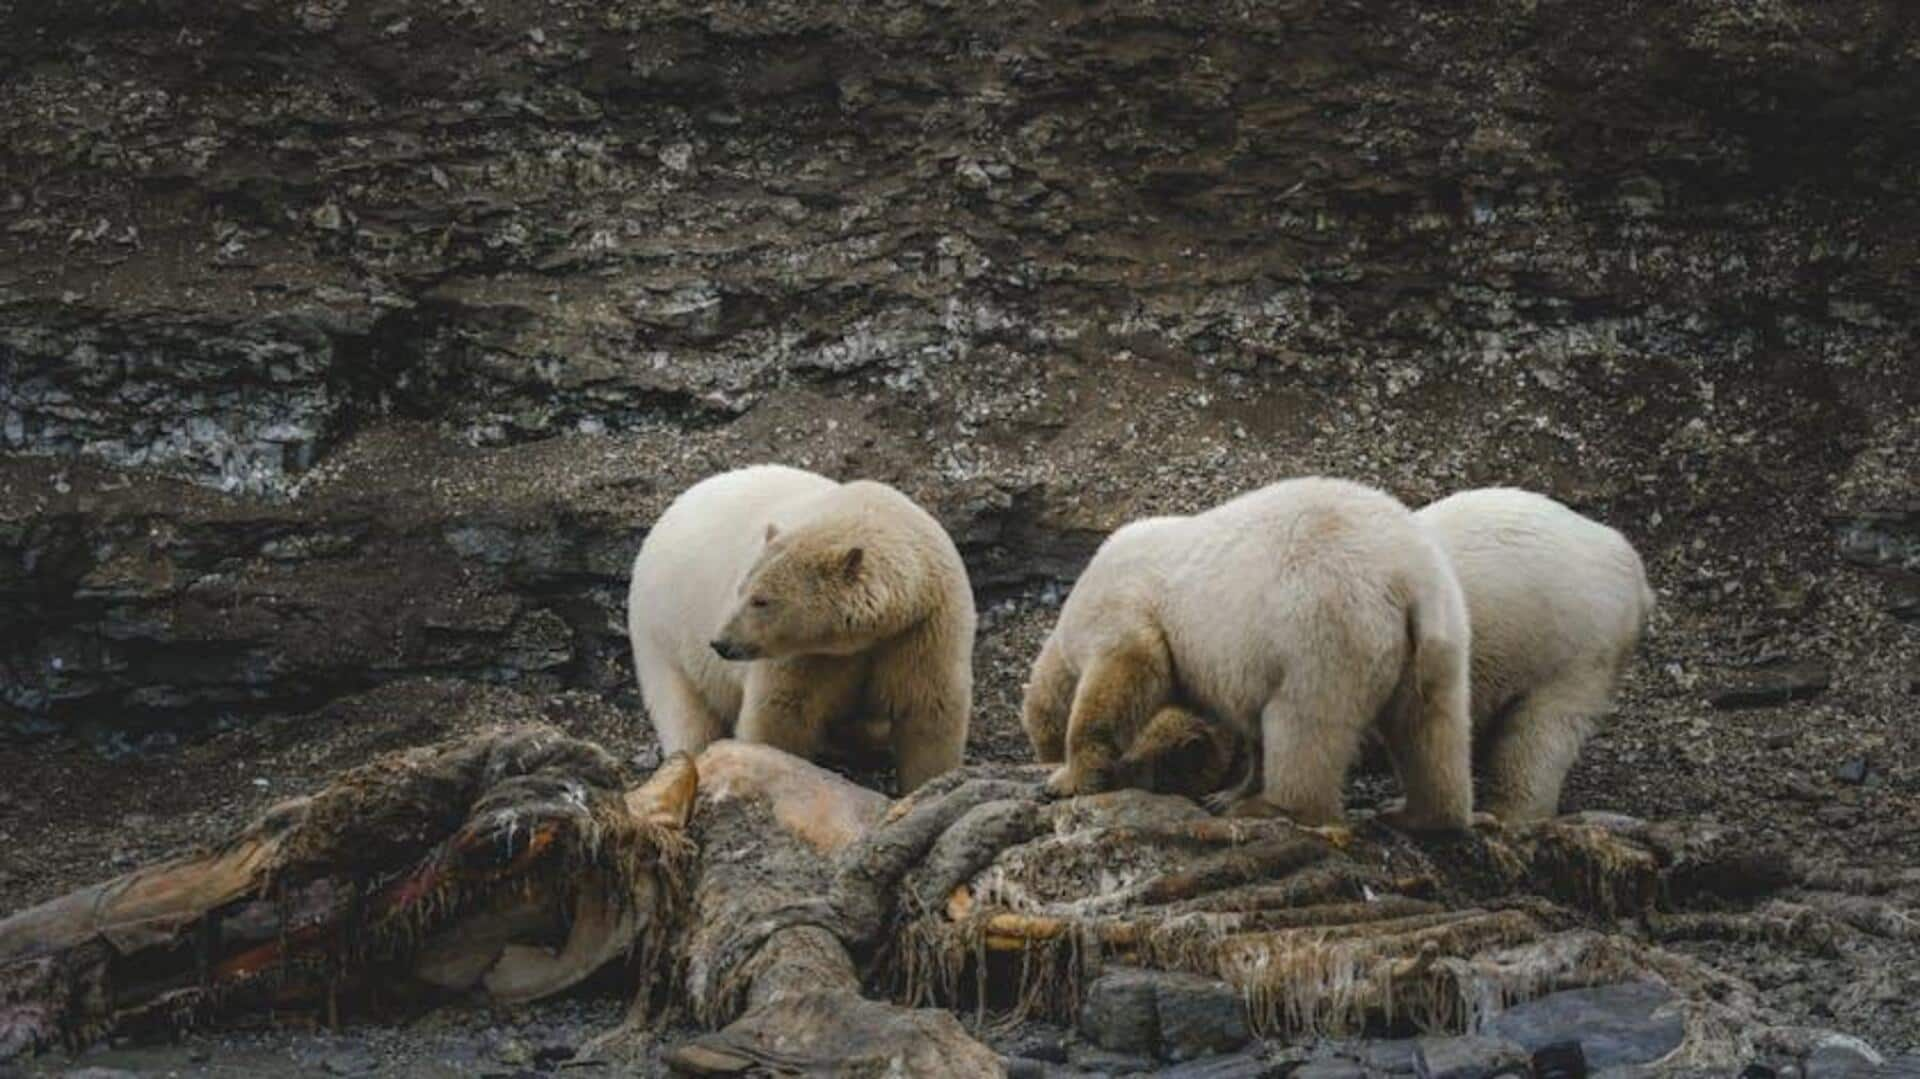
[
  {"x1": 1114, "y1": 704, "x2": 1245, "y2": 799},
  {"x1": 710, "y1": 519, "x2": 896, "y2": 661}
]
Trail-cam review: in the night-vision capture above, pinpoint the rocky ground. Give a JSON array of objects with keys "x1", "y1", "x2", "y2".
[{"x1": 2, "y1": 0, "x2": 1918, "y2": 1074}]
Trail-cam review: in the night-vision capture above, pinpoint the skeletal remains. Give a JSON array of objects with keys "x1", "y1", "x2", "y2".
[{"x1": 0, "y1": 722, "x2": 1899, "y2": 1075}]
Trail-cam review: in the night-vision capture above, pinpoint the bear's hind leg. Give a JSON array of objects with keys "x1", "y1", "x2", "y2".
[
  {"x1": 1047, "y1": 631, "x2": 1174, "y2": 798},
  {"x1": 1377, "y1": 625, "x2": 1474, "y2": 833},
  {"x1": 1020, "y1": 634, "x2": 1076, "y2": 763},
  {"x1": 639, "y1": 654, "x2": 728, "y2": 758},
  {"x1": 1479, "y1": 669, "x2": 1611, "y2": 822}
]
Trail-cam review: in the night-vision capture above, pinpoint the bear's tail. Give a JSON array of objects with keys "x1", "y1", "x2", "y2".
[
  {"x1": 1627, "y1": 542, "x2": 1657, "y2": 647},
  {"x1": 1611, "y1": 554, "x2": 1658, "y2": 684}
]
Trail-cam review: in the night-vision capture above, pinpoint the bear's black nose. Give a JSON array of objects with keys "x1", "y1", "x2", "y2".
[{"x1": 711, "y1": 639, "x2": 742, "y2": 660}]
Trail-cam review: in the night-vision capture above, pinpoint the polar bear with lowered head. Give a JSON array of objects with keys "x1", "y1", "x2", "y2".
[
  {"x1": 1414, "y1": 487, "x2": 1654, "y2": 821},
  {"x1": 628, "y1": 465, "x2": 975, "y2": 792},
  {"x1": 1023, "y1": 476, "x2": 1474, "y2": 831},
  {"x1": 1102, "y1": 488, "x2": 1657, "y2": 823}
]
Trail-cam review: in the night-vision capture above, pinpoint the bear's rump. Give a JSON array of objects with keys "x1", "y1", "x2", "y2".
[{"x1": 1160, "y1": 588, "x2": 1405, "y2": 733}]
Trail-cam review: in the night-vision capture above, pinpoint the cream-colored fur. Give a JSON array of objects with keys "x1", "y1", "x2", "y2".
[
  {"x1": 1416, "y1": 487, "x2": 1655, "y2": 821},
  {"x1": 1022, "y1": 477, "x2": 1474, "y2": 831},
  {"x1": 628, "y1": 465, "x2": 975, "y2": 792}
]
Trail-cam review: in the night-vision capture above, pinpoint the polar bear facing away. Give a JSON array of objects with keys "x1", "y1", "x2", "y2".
[
  {"x1": 1022, "y1": 477, "x2": 1474, "y2": 831},
  {"x1": 628, "y1": 465, "x2": 975, "y2": 792},
  {"x1": 1415, "y1": 488, "x2": 1655, "y2": 821}
]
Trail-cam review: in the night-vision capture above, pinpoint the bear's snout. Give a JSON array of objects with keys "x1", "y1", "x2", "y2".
[{"x1": 710, "y1": 638, "x2": 749, "y2": 661}]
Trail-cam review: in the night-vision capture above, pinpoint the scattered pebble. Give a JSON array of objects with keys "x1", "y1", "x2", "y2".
[{"x1": 1706, "y1": 661, "x2": 1832, "y2": 710}]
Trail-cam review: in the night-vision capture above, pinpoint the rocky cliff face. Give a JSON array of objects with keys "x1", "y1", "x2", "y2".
[{"x1": 1, "y1": 1, "x2": 1915, "y2": 789}]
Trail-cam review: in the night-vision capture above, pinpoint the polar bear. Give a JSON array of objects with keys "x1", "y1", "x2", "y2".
[
  {"x1": 1099, "y1": 488, "x2": 1658, "y2": 823},
  {"x1": 1414, "y1": 487, "x2": 1655, "y2": 821},
  {"x1": 1022, "y1": 477, "x2": 1474, "y2": 831},
  {"x1": 627, "y1": 465, "x2": 975, "y2": 792}
]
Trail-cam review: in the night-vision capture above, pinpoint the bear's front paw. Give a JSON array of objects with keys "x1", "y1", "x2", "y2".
[
  {"x1": 1202, "y1": 789, "x2": 1241, "y2": 816},
  {"x1": 1372, "y1": 805, "x2": 1471, "y2": 835},
  {"x1": 1202, "y1": 775, "x2": 1261, "y2": 815},
  {"x1": 1220, "y1": 796, "x2": 1298, "y2": 823},
  {"x1": 1043, "y1": 764, "x2": 1109, "y2": 800}
]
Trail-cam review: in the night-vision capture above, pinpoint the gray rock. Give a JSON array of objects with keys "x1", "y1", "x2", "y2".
[
  {"x1": 1414, "y1": 1035, "x2": 1532, "y2": 1079},
  {"x1": 1079, "y1": 968, "x2": 1160, "y2": 1055},
  {"x1": 1155, "y1": 974, "x2": 1251, "y2": 1061},
  {"x1": 1833, "y1": 757, "x2": 1871, "y2": 785},
  {"x1": 1706, "y1": 661, "x2": 1831, "y2": 709},
  {"x1": 1805, "y1": 1035, "x2": 1885, "y2": 1079},
  {"x1": 492, "y1": 1036, "x2": 535, "y2": 1066},
  {"x1": 1005, "y1": 1058, "x2": 1049, "y2": 1079},
  {"x1": 1362, "y1": 1040, "x2": 1421, "y2": 1075},
  {"x1": 1071, "y1": 1045, "x2": 1158, "y2": 1075},
  {"x1": 994, "y1": 1025, "x2": 1069, "y2": 1064},
  {"x1": 1293, "y1": 1060, "x2": 1370, "y2": 1079},
  {"x1": 320, "y1": 1045, "x2": 379, "y2": 1075},
  {"x1": 1485, "y1": 982, "x2": 1685, "y2": 1070},
  {"x1": 1158, "y1": 1049, "x2": 1283, "y2": 1078},
  {"x1": 1818, "y1": 803, "x2": 1862, "y2": 827},
  {"x1": 1078, "y1": 966, "x2": 1249, "y2": 1061}
]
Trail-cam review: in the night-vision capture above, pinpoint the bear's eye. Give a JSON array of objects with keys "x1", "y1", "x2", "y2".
[{"x1": 749, "y1": 596, "x2": 770, "y2": 609}]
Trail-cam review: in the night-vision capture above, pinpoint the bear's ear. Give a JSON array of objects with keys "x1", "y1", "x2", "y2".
[
  {"x1": 840, "y1": 546, "x2": 864, "y2": 580},
  {"x1": 764, "y1": 522, "x2": 780, "y2": 545}
]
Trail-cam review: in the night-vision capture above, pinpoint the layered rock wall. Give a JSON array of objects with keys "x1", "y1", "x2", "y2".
[{"x1": 1, "y1": 0, "x2": 1915, "y2": 745}]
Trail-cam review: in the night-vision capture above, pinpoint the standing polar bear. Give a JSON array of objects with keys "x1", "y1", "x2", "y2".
[
  {"x1": 1414, "y1": 488, "x2": 1655, "y2": 821},
  {"x1": 628, "y1": 465, "x2": 975, "y2": 792},
  {"x1": 1022, "y1": 477, "x2": 1475, "y2": 831}
]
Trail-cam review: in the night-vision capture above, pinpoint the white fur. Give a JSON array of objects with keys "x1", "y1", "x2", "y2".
[
  {"x1": 1024, "y1": 477, "x2": 1474, "y2": 830},
  {"x1": 628, "y1": 465, "x2": 975, "y2": 791},
  {"x1": 1416, "y1": 487, "x2": 1655, "y2": 821}
]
